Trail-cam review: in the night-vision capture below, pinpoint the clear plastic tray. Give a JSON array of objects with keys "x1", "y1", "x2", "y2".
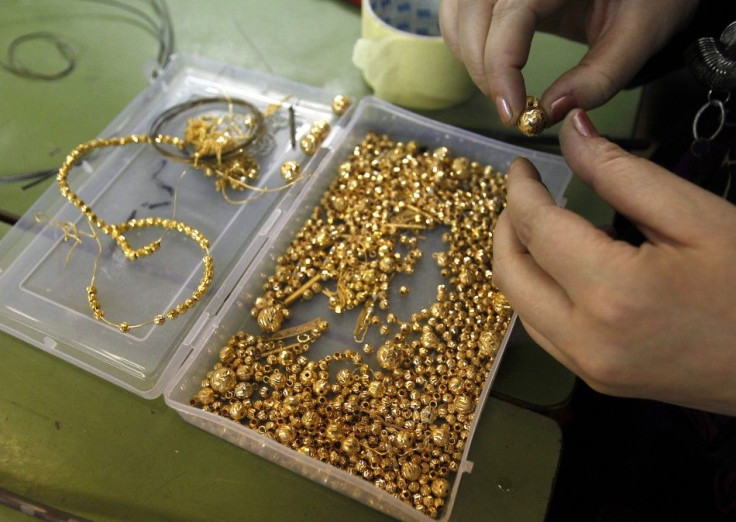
[
  {"x1": 0, "y1": 54, "x2": 345, "y2": 398},
  {"x1": 0, "y1": 55, "x2": 572, "y2": 520},
  {"x1": 163, "y1": 81, "x2": 572, "y2": 520}
]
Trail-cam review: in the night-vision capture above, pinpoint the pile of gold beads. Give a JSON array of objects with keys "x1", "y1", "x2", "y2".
[{"x1": 192, "y1": 131, "x2": 513, "y2": 518}]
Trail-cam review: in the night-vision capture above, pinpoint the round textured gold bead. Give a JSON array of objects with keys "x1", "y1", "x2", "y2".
[
  {"x1": 430, "y1": 425, "x2": 450, "y2": 446},
  {"x1": 257, "y1": 305, "x2": 285, "y2": 333},
  {"x1": 430, "y1": 478, "x2": 450, "y2": 498},
  {"x1": 376, "y1": 342, "x2": 402, "y2": 370},
  {"x1": 401, "y1": 461, "x2": 422, "y2": 482},
  {"x1": 341, "y1": 435, "x2": 360, "y2": 456},
  {"x1": 194, "y1": 387, "x2": 215, "y2": 405},
  {"x1": 331, "y1": 94, "x2": 351, "y2": 115},
  {"x1": 234, "y1": 381, "x2": 254, "y2": 400},
  {"x1": 301, "y1": 411, "x2": 320, "y2": 431},
  {"x1": 478, "y1": 330, "x2": 498, "y2": 357},
  {"x1": 518, "y1": 96, "x2": 547, "y2": 137},
  {"x1": 300, "y1": 134, "x2": 318, "y2": 155},
  {"x1": 325, "y1": 422, "x2": 344, "y2": 443},
  {"x1": 276, "y1": 425, "x2": 296, "y2": 444},
  {"x1": 454, "y1": 394, "x2": 474, "y2": 414},
  {"x1": 229, "y1": 401, "x2": 247, "y2": 421},
  {"x1": 280, "y1": 160, "x2": 301, "y2": 183},
  {"x1": 368, "y1": 381, "x2": 386, "y2": 398},
  {"x1": 210, "y1": 367, "x2": 237, "y2": 393}
]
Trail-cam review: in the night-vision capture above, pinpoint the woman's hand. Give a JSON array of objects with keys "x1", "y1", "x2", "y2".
[
  {"x1": 439, "y1": 0, "x2": 699, "y2": 125},
  {"x1": 493, "y1": 109, "x2": 736, "y2": 415}
]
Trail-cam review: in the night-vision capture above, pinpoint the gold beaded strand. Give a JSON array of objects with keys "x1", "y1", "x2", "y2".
[{"x1": 56, "y1": 134, "x2": 214, "y2": 333}]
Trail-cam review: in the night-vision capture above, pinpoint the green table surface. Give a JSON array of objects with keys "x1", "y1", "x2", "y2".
[
  {"x1": 0, "y1": 328, "x2": 561, "y2": 522},
  {"x1": 0, "y1": 1, "x2": 632, "y2": 519}
]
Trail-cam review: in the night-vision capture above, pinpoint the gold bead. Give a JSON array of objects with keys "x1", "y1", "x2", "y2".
[
  {"x1": 301, "y1": 411, "x2": 320, "y2": 431},
  {"x1": 448, "y1": 377, "x2": 463, "y2": 394},
  {"x1": 341, "y1": 435, "x2": 360, "y2": 456},
  {"x1": 118, "y1": 322, "x2": 130, "y2": 333},
  {"x1": 219, "y1": 345, "x2": 237, "y2": 364},
  {"x1": 430, "y1": 478, "x2": 450, "y2": 498},
  {"x1": 298, "y1": 446, "x2": 313, "y2": 457},
  {"x1": 310, "y1": 120, "x2": 331, "y2": 139},
  {"x1": 430, "y1": 425, "x2": 450, "y2": 446},
  {"x1": 394, "y1": 430, "x2": 414, "y2": 450},
  {"x1": 280, "y1": 160, "x2": 301, "y2": 183},
  {"x1": 234, "y1": 381, "x2": 254, "y2": 400},
  {"x1": 271, "y1": 371, "x2": 287, "y2": 389},
  {"x1": 236, "y1": 364, "x2": 255, "y2": 382},
  {"x1": 325, "y1": 422, "x2": 344, "y2": 442},
  {"x1": 420, "y1": 329, "x2": 439, "y2": 349},
  {"x1": 478, "y1": 330, "x2": 498, "y2": 357},
  {"x1": 210, "y1": 367, "x2": 237, "y2": 393},
  {"x1": 153, "y1": 314, "x2": 165, "y2": 325},
  {"x1": 300, "y1": 134, "x2": 318, "y2": 155},
  {"x1": 331, "y1": 94, "x2": 351, "y2": 115},
  {"x1": 313, "y1": 379, "x2": 329, "y2": 396},
  {"x1": 257, "y1": 305, "x2": 285, "y2": 333},
  {"x1": 368, "y1": 380, "x2": 385, "y2": 398},
  {"x1": 229, "y1": 401, "x2": 247, "y2": 421},
  {"x1": 401, "y1": 461, "x2": 422, "y2": 482},
  {"x1": 376, "y1": 342, "x2": 402, "y2": 370},
  {"x1": 194, "y1": 387, "x2": 215, "y2": 405},
  {"x1": 336, "y1": 368, "x2": 353, "y2": 386},
  {"x1": 276, "y1": 425, "x2": 296, "y2": 444},
  {"x1": 454, "y1": 394, "x2": 474, "y2": 414},
  {"x1": 278, "y1": 349, "x2": 294, "y2": 366},
  {"x1": 299, "y1": 368, "x2": 316, "y2": 386},
  {"x1": 518, "y1": 96, "x2": 547, "y2": 137}
]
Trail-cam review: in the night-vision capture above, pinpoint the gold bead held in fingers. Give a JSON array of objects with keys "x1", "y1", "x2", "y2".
[{"x1": 518, "y1": 96, "x2": 547, "y2": 137}]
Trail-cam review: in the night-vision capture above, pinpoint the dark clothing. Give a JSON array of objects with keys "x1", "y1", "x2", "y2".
[
  {"x1": 552, "y1": 6, "x2": 736, "y2": 521},
  {"x1": 549, "y1": 384, "x2": 736, "y2": 522}
]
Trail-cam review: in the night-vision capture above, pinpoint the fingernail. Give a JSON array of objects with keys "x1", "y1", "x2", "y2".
[
  {"x1": 495, "y1": 96, "x2": 513, "y2": 125},
  {"x1": 572, "y1": 109, "x2": 598, "y2": 138},
  {"x1": 549, "y1": 95, "x2": 577, "y2": 123}
]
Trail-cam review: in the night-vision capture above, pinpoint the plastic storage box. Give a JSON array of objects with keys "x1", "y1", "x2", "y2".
[{"x1": 0, "y1": 54, "x2": 572, "y2": 520}]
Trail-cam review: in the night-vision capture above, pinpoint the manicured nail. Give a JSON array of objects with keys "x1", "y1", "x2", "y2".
[
  {"x1": 495, "y1": 96, "x2": 513, "y2": 125},
  {"x1": 549, "y1": 95, "x2": 577, "y2": 123},
  {"x1": 572, "y1": 109, "x2": 598, "y2": 138}
]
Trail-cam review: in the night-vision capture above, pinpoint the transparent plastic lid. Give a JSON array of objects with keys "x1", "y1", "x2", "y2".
[{"x1": 0, "y1": 54, "x2": 347, "y2": 398}]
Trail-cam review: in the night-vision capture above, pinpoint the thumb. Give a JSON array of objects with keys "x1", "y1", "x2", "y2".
[{"x1": 559, "y1": 109, "x2": 728, "y2": 246}]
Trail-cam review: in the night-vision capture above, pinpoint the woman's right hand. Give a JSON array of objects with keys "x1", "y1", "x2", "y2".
[{"x1": 439, "y1": 0, "x2": 700, "y2": 126}]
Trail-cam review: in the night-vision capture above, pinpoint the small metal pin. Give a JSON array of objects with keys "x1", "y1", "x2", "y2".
[{"x1": 289, "y1": 105, "x2": 296, "y2": 148}]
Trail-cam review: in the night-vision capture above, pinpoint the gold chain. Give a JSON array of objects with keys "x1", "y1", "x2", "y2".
[{"x1": 56, "y1": 134, "x2": 214, "y2": 332}]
